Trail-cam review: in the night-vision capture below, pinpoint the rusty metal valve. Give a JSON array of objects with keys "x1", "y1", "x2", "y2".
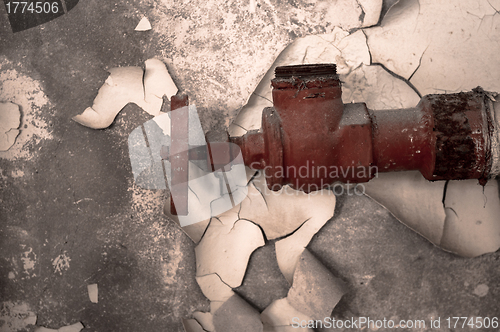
[{"x1": 230, "y1": 64, "x2": 500, "y2": 192}]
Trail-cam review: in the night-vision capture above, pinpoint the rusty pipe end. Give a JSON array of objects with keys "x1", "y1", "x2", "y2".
[{"x1": 274, "y1": 63, "x2": 337, "y2": 78}]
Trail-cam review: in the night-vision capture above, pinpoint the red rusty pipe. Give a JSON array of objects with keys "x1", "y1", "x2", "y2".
[{"x1": 229, "y1": 64, "x2": 497, "y2": 192}]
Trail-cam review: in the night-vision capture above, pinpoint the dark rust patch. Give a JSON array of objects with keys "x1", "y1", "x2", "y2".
[{"x1": 426, "y1": 90, "x2": 486, "y2": 179}]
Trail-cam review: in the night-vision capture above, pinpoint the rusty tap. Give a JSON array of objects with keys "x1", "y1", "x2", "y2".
[{"x1": 229, "y1": 64, "x2": 500, "y2": 192}]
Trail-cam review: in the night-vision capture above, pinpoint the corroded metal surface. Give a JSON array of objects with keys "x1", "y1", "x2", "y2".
[{"x1": 233, "y1": 64, "x2": 496, "y2": 191}]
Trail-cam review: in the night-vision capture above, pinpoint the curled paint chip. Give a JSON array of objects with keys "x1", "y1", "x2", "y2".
[
  {"x1": 275, "y1": 205, "x2": 334, "y2": 284},
  {"x1": 144, "y1": 59, "x2": 178, "y2": 104},
  {"x1": 73, "y1": 67, "x2": 145, "y2": 129},
  {"x1": 441, "y1": 180, "x2": 500, "y2": 257},
  {"x1": 240, "y1": 172, "x2": 336, "y2": 242},
  {"x1": 364, "y1": 171, "x2": 446, "y2": 246},
  {"x1": 73, "y1": 59, "x2": 177, "y2": 129},
  {"x1": 35, "y1": 322, "x2": 84, "y2": 332},
  {"x1": 135, "y1": 17, "x2": 152, "y2": 31},
  {"x1": 195, "y1": 273, "x2": 234, "y2": 302},
  {"x1": 195, "y1": 218, "x2": 265, "y2": 288},
  {"x1": 365, "y1": 172, "x2": 500, "y2": 257},
  {"x1": 87, "y1": 283, "x2": 98, "y2": 303},
  {"x1": 0, "y1": 102, "x2": 21, "y2": 151},
  {"x1": 58, "y1": 322, "x2": 85, "y2": 332}
]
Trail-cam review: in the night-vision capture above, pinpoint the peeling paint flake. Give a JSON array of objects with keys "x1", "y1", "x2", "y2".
[
  {"x1": 195, "y1": 218, "x2": 265, "y2": 288},
  {"x1": 365, "y1": 172, "x2": 500, "y2": 257},
  {"x1": 192, "y1": 311, "x2": 215, "y2": 332},
  {"x1": 87, "y1": 283, "x2": 98, "y2": 303},
  {"x1": 365, "y1": 0, "x2": 500, "y2": 94},
  {"x1": 196, "y1": 273, "x2": 235, "y2": 303},
  {"x1": 261, "y1": 298, "x2": 312, "y2": 331},
  {"x1": 364, "y1": 171, "x2": 446, "y2": 246},
  {"x1": 357, "y1": 0, "x2": 383, "y2": 26},
  {"x1": 240, "y1": 173, "x2": 335, "y2": 241},
  {"x1": 144, "y1": 59, "x2": 178, "y2": 104},
  {"x1": 364, "y1": 0, "x2": 425, "y2": 80},
  {"x1": 73, "y1": 59, "x2": 177, "y2": 129},
  {"x1": 35, "y1": 322, "x2": 84, "y2": 332},
  {"x1": 135, "y1": 17, "x2": 152, "y2": 31},
  {"x1": 441, "y1": 180, "x2": 500, "y2": 257}
]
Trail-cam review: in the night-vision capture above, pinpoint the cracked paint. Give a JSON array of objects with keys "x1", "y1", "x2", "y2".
[
  {"x1": 196, "y1": 273, "x2": 235, "y2": 303},
  {"x1": 364, "y1": 0, "x2": 500, "y2": 95},
  {"x1": 73, "y1": 59, "x2": 177, "y2": 129},
  {"x1": 195, "y1": 217, "x2": 265, "y2": 288},
  {"x1": 364, "y1": 171, "x2": 446, "y2": 246},
  {"x1": 229, "y1": 5, "x2": 500, "y2": 259}
]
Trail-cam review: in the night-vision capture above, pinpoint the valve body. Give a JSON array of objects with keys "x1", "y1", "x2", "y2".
[{"x1": 230, "y1": 64, "x2": 500, "y2": 192}]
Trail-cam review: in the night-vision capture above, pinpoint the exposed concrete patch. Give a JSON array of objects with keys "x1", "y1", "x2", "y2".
[
  {"x1": 52, "y1": 251, "x2": 71, "y2": 275},
  {"x1": 20, "y1": 247, "x2": 37, "y2": 275},
  {"x1": 160, "y1": 240, "x2": 184, "y2": 285}
]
